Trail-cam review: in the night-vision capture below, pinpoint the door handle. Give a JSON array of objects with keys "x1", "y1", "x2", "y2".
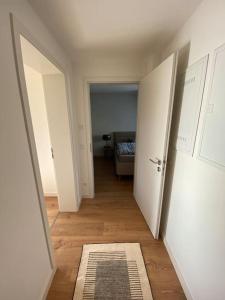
[
  {"x1": 51, "y1": 147, "x2": 54, "y2": 159},
  {"x1": 149, "y1": 157, "x2": 162, "y2": 165}
]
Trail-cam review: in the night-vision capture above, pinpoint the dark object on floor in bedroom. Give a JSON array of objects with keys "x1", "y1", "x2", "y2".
[{"x1": 104, "y1": 145, "x2": 114, "y2": 159}]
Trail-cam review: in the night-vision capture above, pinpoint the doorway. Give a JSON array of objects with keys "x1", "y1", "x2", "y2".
[
  {"x1": 85, "y1": 54, "x2": 177, "y2": 240},
  {"x1": 17, "y1": 35, "x2": 78, "y2": 230},
  {"x1": 89, "y1": 83, "x2": 138, "y2": 195},
  {"x1": 20, "y1": 36, "x2": 60, "y2": 227}
]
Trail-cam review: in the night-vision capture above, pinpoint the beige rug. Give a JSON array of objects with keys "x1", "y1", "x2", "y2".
[{"x1": 73, "y1": 243, "x2": 153, "y2": 300}]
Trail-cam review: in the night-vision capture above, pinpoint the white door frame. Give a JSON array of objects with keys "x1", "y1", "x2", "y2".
[
  {"x1": 10, "y1": 14, "x2": 79, "y2": 274},
  {"x1": 83, "y1": 77, "x2": 140, "y2": 198}
]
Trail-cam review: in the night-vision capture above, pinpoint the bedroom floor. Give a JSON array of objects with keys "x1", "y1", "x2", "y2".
[{"x1": 94, "y1": 156, "x2": 133, "y2": 195}]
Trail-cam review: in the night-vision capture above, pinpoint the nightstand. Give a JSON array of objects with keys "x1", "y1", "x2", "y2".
[{"x1": 104, "y1": 146, "x2": 114, "y2": 159}]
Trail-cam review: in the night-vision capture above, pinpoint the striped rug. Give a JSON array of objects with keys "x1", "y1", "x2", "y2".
[{"x1": 73, "y1": 243, "x2": 153, "y2": 300}]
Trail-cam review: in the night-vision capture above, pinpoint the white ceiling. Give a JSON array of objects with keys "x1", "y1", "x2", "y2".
[
  {"x1": 90, "y1": 84, "x2": 138, "y2": 94},
  {"x1": 28, "y1": 0, "x2": 202, "y2": 60},
  {"x1": 20, "y1": 36, "x2": 61, "y2": 74}
]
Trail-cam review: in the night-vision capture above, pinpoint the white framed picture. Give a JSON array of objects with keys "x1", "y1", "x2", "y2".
[
  {"x1": 175, "y1": 55, "x2": 208, "y2": 155},
  {"x1": 198, "y1": 43, "x2": 225, "y2": 169}
]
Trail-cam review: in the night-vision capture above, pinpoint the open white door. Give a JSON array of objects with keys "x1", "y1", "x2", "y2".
[
  {"x1": 134, "y1": 53, "x2": 177, "y2": 239},
  {"x1": 42, "y1": 74, "x2": 78, "y2": 212}
]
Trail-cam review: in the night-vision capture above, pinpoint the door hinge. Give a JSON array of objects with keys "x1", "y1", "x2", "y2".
[{"x1": 51, "y1": 147, "x2": 54, "y2": 159}]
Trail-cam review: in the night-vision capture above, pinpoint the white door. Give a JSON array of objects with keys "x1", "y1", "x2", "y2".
[
  {"x1": 42, "y1": 74, "x2": 77, "y2": 212},
  {"x1": 134, "y1": 53, "x2": 177, "y2": 239}
]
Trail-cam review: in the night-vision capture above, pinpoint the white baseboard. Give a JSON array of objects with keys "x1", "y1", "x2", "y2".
[
  {"x1": 163, "y1": 237, "x2": 193, "y2": 300},
  {"x1": 44, "y1": 193, "x2": 58, "y2": 197},
  {"x1": 82, "y1": 194, "x2": 94, "y2": 199},
  {"x1": 41, "y1": 267, "x2": 56, "y2": 300}
]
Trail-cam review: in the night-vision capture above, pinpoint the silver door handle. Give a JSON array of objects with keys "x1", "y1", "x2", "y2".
[{"x1": 149, "y1": 158, "x2": 162, "y2": 165}]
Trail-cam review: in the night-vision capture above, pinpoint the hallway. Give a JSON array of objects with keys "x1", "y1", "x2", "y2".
[{"x1": 47, "y1": 157, "x2": 185, "y2": 299}]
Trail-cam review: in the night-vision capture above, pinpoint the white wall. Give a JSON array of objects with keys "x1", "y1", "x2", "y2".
[
  {"x1": 73, "y1": 55, "x2": 144, "y2": 196},
  {"x1": 0, "y1": 1, "x2": 79, "y2": 299},
  {"x1": 91, "y1": 91, "x2": 137, "y2": 156},
  {"x1": 156, "y1": 0, "x2": 225, "y2": 299},
  {"x1": 24, "y1": 64, "x2": 57, "y2": 195}
]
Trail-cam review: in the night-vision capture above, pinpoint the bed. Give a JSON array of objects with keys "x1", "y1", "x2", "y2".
[{"x1": 113, "y1": 132, "x2": 136, "y2": 176}]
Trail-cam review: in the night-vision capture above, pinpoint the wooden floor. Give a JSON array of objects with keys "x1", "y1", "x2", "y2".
[
  {"x1": 45, "y1": 196, "x2": 59, "y2": 227},
  {"x1": 47, "y1": 157, "x2": 185, "y2": 300}
]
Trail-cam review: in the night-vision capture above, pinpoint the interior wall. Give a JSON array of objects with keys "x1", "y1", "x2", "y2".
[
  {"x1": 0, "y1": 1, "x2": 79, "y2": 299},
  {"x1": 155, "y1": 0, "x2": 225, "y2": 299},
  {"x1": 24, "y1": 64, "x2": 57, "y2": 195},
  {"x1": 73, "y1": 55, "x2": 145, "y2": 196},
  {"x1": 91, "y1": 91, "x2": 137, "y2": 156}
]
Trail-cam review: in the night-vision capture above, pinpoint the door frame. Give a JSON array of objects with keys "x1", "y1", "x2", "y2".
[
  {"x1": 83, "y1": 77, "x2": 140, "y2": 198},
  {"x1": 10, "y1": 13, "x2": 79, "y2": 276}
]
